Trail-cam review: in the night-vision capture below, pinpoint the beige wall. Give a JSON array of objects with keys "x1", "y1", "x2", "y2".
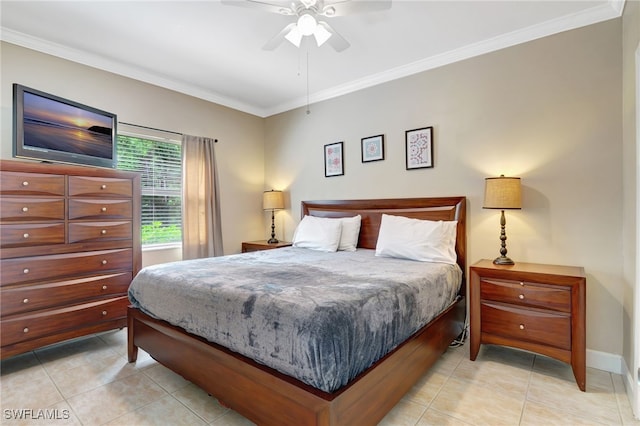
[
  {"x1": 265, "y1": 20, "x2": 624, "y2": 356},
  {"x1": 622, "y1": 0, "x2": 640, "y2": 413},
  {"x1": 0, "y1": 41, "x2": 266, "y2": 259}
]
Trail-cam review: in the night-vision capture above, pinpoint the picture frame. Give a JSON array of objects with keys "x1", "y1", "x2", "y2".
[
  {"x1": 324, "y1": 141, "x2": 344, "y2": 177},
  {"x1": 405, "y1": 126, "x2": 433, "y2": 170},
  {"x1": 361, "y1": 134, "x2": 385, "y2": 163}
]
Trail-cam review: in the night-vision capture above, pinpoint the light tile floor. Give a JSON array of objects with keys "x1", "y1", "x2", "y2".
[{"x1": 1, "y1": 329, "x2": 638, "y2": 425}]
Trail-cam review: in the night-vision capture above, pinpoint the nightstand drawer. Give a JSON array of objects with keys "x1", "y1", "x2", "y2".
[
  {"x1": 481, "y1": 302, "x2": 571, "y2": 350},
  {"x1": 480, "y1": 278, "x2": 571, "y2": 312}
]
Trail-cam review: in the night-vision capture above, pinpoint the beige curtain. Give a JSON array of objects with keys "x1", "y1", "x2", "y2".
[{"x1": 181, "y1": 134, "x2": 223, "y2": 259}]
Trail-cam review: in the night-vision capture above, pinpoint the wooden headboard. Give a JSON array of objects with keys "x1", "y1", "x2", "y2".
[{"x1": 301, "y1": 197, "x2": 467, "y2": 279}]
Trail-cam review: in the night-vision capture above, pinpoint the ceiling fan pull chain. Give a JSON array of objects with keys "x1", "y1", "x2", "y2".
[{"x1": 306, "y1": 51, "x2": 311, "y2": 115}]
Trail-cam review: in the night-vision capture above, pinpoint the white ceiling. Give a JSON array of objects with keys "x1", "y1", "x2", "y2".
[{"x1": 0, "y1": 0, "x2": 624, "y2": 118}]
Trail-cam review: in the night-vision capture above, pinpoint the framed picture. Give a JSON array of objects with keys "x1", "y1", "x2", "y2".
[
  {"x1": 405, "y1": 126, "x2": 433, "y2": 170},
  {"x1": 324, "y1": 141, "x2": 344, "y2": 177},
  {"x1": 361, "y1": 134, "x2": 385, "y2": 163}
]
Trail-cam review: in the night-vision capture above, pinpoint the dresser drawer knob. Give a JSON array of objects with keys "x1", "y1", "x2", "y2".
[
  {"x1": 101, "y1": 184, "x2": 107, "y2": 190},
  {"x1": 22, "y1": 181, "x2": 29, "y2": 187},
  {"x1": 101, "y1": 207, "x2": 107, "y2": 212},
  {"x1": 101, "y1": 260, "x2": 108, "y2": 265},
  {"x1": 22, "y1": 207, "x2": 29, "y2": 212},
  {"x1": 101, "y1": 229, "x2": 107, "y2": 235},
  {"x1": 520, "y1": 281, "x2": 524, "y2": 286},
  {"x1": 102, "y1": 310, "x2": 108, "y2": 316},
  {"x1": 518, "y1": 294, "x2": 524, "y2": 300},
  {"x1": 23, "y1": 327, "x2": 29, "y2": 333},
  {"x1": 102, "y1": 285, "x2": 108, "y2": 290},
  {"x1": 22, "y1": 298, "x2": 29, "y2": 304},
  {"x1": 23, "y1": 233, "x2": 29, "y2": 239},
  {"x1": 23, "y1": 268, "x2": 29, "y2": 274},
  {"x1": 519, "y1": 324, "x2": 525, "y2": 330}
]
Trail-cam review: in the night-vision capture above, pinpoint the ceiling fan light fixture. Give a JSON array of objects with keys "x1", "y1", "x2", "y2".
[
  {"x1": 313, "y1": 24, "x2": 332, "y2": 46},
  {"x1": 284, "y1": 25, "x2": 303, "y2": 47},
  {"x1": 297, "y1": 13, "x2": 317, "y2": 36}
]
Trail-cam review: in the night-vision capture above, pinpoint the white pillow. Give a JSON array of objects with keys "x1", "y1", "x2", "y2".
[
  {"x1": 292, "y1": 215, "x2": 342, "y2": 252},
  {"x1": 337, "y1": 215, "x2": 361, "y2": 252},
  {"x1": 375, "y1": 214, "x2": 458, "y2": 264}
]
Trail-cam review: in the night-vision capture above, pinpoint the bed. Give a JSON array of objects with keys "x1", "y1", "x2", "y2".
[{"x1": 127, "y1": 197, "x2": 467, "y2": 425}]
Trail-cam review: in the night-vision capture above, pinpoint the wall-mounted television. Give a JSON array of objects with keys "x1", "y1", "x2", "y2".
[{"x1": 13, "y1": 84, "x2": 117, "y2": 168}]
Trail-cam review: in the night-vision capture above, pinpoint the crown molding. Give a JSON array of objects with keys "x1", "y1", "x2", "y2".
[
  {"x1": 0, "y1": 27, "x2": 264, "y2": 117},
  {"x1": 264, "y1": 0, "x2": 624, "y2": 117},
  {"x1": 2, "y1": 0, "x2": 624, "y2": 118}
]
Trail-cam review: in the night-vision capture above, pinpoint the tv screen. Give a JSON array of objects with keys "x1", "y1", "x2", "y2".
[{"x1": 13, "y1": 84, "x2": 117, "y2": 168}]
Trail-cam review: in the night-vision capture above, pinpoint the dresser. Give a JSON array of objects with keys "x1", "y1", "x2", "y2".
[
  {"x1": 469, "y1": 259, "x2": 586, "y2": 391},
  {"x1": 0, "y1": 160, "x2": 141, "y2": 359}
]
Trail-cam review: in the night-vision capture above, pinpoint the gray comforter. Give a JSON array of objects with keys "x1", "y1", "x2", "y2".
[{"x1": 128, "y1": 247, "x2": 462, "y2": 393}]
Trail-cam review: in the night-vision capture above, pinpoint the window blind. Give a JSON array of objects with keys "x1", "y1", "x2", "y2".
[{"x1": 116, "y1": 135, "x2": 182, "y2": 245}]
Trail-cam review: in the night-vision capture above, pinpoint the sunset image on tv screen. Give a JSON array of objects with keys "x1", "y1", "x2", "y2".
[{"x1": 22, "y1": 92, "x2": 113, "y2": 159}]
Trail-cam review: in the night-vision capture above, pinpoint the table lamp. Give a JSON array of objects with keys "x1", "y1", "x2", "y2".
[
  {"x1": 263, "y1": 190, "x2": 284, "y2": 244},
  {"x1": 483, "y1": 175, "x2": 522, "y2": 265}
]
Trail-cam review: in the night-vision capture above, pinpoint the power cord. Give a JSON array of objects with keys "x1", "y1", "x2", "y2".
[{"x1": 449, "y1": 317, "x2": 469, "y2": 347}]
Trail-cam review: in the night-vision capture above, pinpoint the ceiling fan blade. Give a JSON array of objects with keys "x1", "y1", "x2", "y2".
[
  {"x1": 263, "y1": 23, "x2": 297, "y2": 50},
  {"x1": 317, "y1": 21, "x2": 350, "y2": 52},
  {"x1": 319, "y1": 0, "x2": 391, "y2": 17},
  {"x1": 220, "y1": 0, "x2": 296, "y2": 15}
]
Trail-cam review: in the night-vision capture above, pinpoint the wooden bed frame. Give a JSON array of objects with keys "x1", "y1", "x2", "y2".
[{"x1": 128, "y1": 197, "x2": 467, "y2": 426}]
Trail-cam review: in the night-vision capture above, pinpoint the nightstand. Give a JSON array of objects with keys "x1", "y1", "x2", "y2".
[
  {"x1": 469, "y1": 259, "x2": 586, "y2": 391},
  {"x1": 241, "y1": 240, "x2": 292, "y2": 253}
]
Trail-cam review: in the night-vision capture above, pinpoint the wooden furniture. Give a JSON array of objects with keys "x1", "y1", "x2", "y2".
[
  {"x1": 128, "y1": 196, "x2": 467, "y2": 426},
  {"x1": 0, "y1": 160, "x2": 141, "y2": 359},
  {"x1": 469, "y1": 259, "x2": 586, "y2": 391},
  {"x1": 241, "y1": 239, "x2": 292, "y2": 253}
]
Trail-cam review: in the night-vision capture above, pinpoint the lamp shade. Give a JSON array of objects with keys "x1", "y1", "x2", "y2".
[
  {"x1": 483, "y1": 176, "x2": 522, "y2": 210},
  {"x1": 263, "y1": 190, "x2": 284, "y2": 211}
]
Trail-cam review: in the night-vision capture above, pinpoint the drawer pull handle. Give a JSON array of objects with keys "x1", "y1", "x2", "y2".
[
  {"x1": 101, "y1": 260, "x2": 108, "y2": 265},
  {"x1": 520, "y1": 281, "x2": 524, "y2": 286},
  {"x1": 23, "y1": 327, "x2": 29, "y2": 333},
  {"x1": 22, "y1": 298, "x2": 29, "y2": 304},
  {"x1": 23, "y1": 233, "x2": 29, "y2": 239},
  {"x1": 22, "y1": 207, "x2": 29, "y2": 212},
  {"x1": 518, "y1": 294, "x2": 524, "y2": 300},
  {"x1": 102, "y1": 311, "x2": 108, "y2": 316},
  {"x1": 102, "y1": 285, "x2": 108, "y2": 290},
  {"x1": 101, "y1": 184, "x2": 107, "y2": 190},
  {"x1": 23, "y1": 268, "x2": 29, "y2": 274},
  {"x1": 22, "y1": 181, "x2": 29, "y2": 187},
  {"x1": 519, "y1": 324, "x2": 525, "y2": 330},
  {"x1": 101, "y1": 229, "x2": 107, "y2": 235},
  {"x1": 101, "y1": 207, "x2": 107, "y2": 212}
]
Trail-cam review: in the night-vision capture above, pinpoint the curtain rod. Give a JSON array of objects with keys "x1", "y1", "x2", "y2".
[
  {"x1": 118, "y1": 121, "x2": 183, "y2": 136},
  {"x1": 118, "y1": 121, "x2": 218, "y2": 143}
]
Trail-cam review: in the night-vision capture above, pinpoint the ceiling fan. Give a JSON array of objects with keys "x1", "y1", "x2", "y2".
[{"x1": 221, "y1": 0, "x2": 392, "y2": 52}]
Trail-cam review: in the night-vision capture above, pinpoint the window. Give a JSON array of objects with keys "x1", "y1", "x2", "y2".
[{"x1": 116, "y1": 135, "x2": 182, "y2": 246}]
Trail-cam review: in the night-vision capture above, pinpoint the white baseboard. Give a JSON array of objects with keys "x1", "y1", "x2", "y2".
[{"x1": 587, "y1": 348, "x2": 623, "y2": 374}]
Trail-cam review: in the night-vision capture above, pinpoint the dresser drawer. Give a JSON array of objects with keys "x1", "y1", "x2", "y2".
[
  {"x1": 480, "y1": 278, "x2": 571, "y2": 313},
  {"x1": 68, "y1": 176, "x2": 132, "y2": 197},
  {"x1": 0, "y1": 223, "x2": 65, "y2": 248},
  {"x1": 0, "y1": 172, "x2": 65, "y2": 196},
  {"x1": 1, "y1": 249, "x2": 133, "y2": 286},
  {"x1": 0, "y1": 198, "x2": 65, "y2": 221},
  {"x1": 68, "y1": 221, "x2": 132, "y2": 243},
  {"x1": 1, "y1": 273, "x2": 132, "y2": 316},
  {"x1": 1, "y1": 296, "x2": 129, "y2": 346},
  {"x1": 69, "y1": 199, "x2": 132, "y2": 220},
  {"x1": 481, "y1": 302, "x2": 571, "y2": 350}
]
